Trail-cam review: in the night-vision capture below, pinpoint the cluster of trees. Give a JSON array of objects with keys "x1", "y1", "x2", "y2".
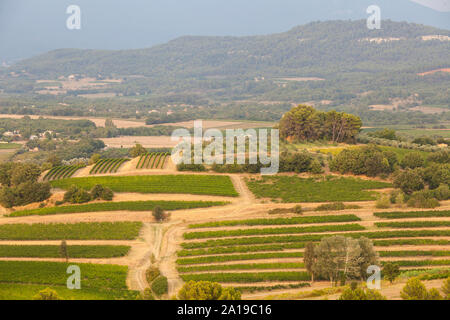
[
  {"x1": 0, "y1": 163, "x2": 51, "y2": 208},
  {"x1": 330, "y1": 145, "x2": 397, "y2": 177},
  {"x1": 304, "y1": 236, "x2": 379, "y2": 286},
  {"x1": 279, "y1": 105, "x2": 362, "y2": 143},
  {"x1": 392, "y1": 151, "x2": 450, "y2": 208},
  {"x1": 367, "y1": 128, "x2": 397, "y2": 141},
  {"x1": 339, "y1": 277, "x2": 450, "y2": 300},
  {"x1": 62, "y1": 184, "x2": 113, "y2": 204},
  {"x1": 400, "y1": 278, "x2": 448, "y2": 300}
]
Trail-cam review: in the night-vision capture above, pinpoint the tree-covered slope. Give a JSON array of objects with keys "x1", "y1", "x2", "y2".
[{"x1": 8, "y1": 20, "x2": 450, "y2": 79}]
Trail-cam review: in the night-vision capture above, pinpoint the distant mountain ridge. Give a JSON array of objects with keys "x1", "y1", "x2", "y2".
[{"x1": 8, "y1": 20, "x2": 450, "y2": 81}]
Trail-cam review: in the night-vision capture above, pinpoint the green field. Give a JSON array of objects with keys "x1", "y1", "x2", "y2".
[
  {"x1": 178, "y1": 263, "x2": 306, "y2": 273},
  {"x1": 0, "y1": 143, "x2": 21, "y2": 149},
  {"x1": 0, "y1": 261, "x2": 138, "y2": 300},
  {"x1": 10, "y1": 200, "x2": 228, "y2": 217},
  {"x1": 0, "y1": 245, "x2": 130, "y2": 258},
  {"x1": 246, "y1": 176, "x2": 391, "y2": 203},
  {"x1": 51, "y1": 175, "x2": 238, "y2": 197},
  {"x1": 0, "y1": 222, "x2": 142, "y2": 240}
]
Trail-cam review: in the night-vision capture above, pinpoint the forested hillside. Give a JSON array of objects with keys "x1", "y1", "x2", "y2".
[
  {"x1": 6, "y1": 20, "x2": 450, "y2": 78},
  {"x1": 0, "y1": 20, "x2": 449, "y2": 124}
]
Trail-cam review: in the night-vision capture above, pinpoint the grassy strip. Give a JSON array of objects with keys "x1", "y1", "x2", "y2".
[
  {"x1": 375, "y1": 221, "x2": 450, "y2": 229},
  {"x1": 373, "y1": 239, "x2": 450, "y2": 247},
  {"x1": 189, "y1": 215, "x2": 361, "y2": 229},
  {"x1": 178, "y1": 263, "x2": 305, "y2": 273},
  {"x1": 374, "y1": 210, "x2": 450, "y2": 219},
  {"x1": 177, "y1": 243, "x2": 306, "y2": 257},
  {"x1": 51, "y1": 175, "x2": 239, "y2": 197},
  {"x1": 10, "y1": 200, "x2": 228, "y2": 217},
  {"x1": 0, "y1": 222, "x2": 142, "y2": 240},
  {"x1": 177, "y1": 252, "x2": 304, "y2": 265},
  {"x1": 0, "y1": 261, "x2": 128, "y2": 290},
  {"x1": 0, "y1": 245, "x2": 130, "y2": 258},
  {"x1": 379, "y1": 251, "x2": 450, "y2": 257},
  {"x1": 383, "y1": 260, "x2": 450, "y2": 267},
  {"x1": 236, "y1": 283, "x2": 310, "y2": 293},
  {"x1": 184, "y1": 224, "x2": 365, "y2": 240},
  {"x1": 180, "y1": 272, "x2": 311, "y2": 283},
  {"x1": 182, "y1": 230, "x2": 450, "y2": 249}
]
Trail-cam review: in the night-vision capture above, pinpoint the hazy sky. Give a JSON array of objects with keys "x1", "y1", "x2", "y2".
[{"x1": 1, "y1": 0, "x2": 449, "y2": 62}]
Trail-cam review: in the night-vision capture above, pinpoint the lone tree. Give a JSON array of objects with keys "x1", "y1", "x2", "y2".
[
  {"x1": 129, "y1": 144, "x2": 147, "y2": 158},
  {"x1": 304, "y1": 242, "x2": 317, "y2": 282},
  {"x1": 152, "y1": 206, "x2": 170, "y2": 223},
  {"x1": 313, "y1": 236, "x2": 362, "y2": 286},
  {"x1": 59, "y1": 240, "x2": 69, "y2": 262},
  {"x1": 383, "y1": 263, "x2": 400, "y2": 284},
  {"x1": 311, "y1": 236, "x2": 379, "y2": 286}
]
